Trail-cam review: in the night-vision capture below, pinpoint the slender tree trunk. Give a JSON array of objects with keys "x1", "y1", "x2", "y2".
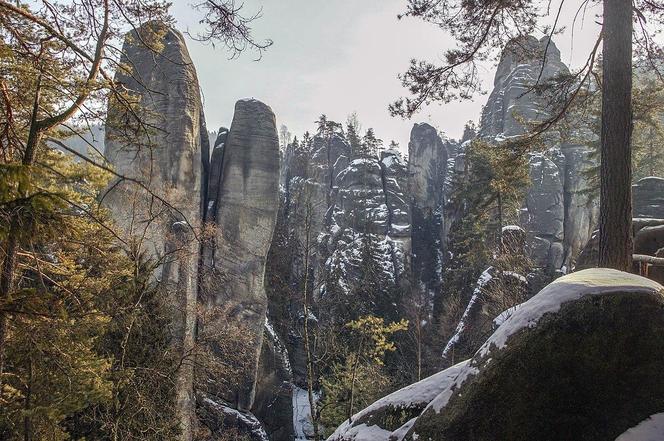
[
  {"x1": 302, "y1": 202, "x2": 320, "y2": 441},
  {"x1": 347, "y1": 338, "x2": 363, "y2": 423},
  {"x1": 0, "y1": 80, "x2": 42, "y2": 388},
  {"x1": 23, "y1": 355, "x2": 33, "y2": 441},
  {"x1": 497, "y1": 191, "x2": 504, "y2": 251},
  {"x1": 416, "y1": 320, "x2": 422, "y2": 382},
  {"x1": 598, "y1": 0, "x2": 633, "y2": 270}
]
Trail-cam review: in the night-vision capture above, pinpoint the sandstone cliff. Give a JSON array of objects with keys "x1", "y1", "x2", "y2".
[
  {"x1": 104, "y1": 21, "x2": 206, "y2": 439},
  {"x1": 478, "y1": 36, "x2": 598, "y2": 272}
]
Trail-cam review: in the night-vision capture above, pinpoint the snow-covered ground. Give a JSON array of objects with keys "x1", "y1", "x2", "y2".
[{"x1": 292, "y1": 386, "x2": 319, "y2": 440}]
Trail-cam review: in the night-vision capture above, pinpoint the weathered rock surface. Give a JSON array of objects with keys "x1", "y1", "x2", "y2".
[
  {"x1": 327, "y1": 360, "x2": 471, "y2": 441},
  {"x1": 408, "y1": 123, "x2": 450, "y2": 303},
  {"x1": 329, "y1": 269, "x2": 664, "y2": 441},
  {"x1": 199, "y1": 99, "x2": 280, "y2": 412},
  {"x1": 252, "y1": 320, "x2": 294, "y2": 441},
  {"x1": 477, "y1": 36, "x2": 598, "y2": 272},
  {"x1": 322, "y1": 150, "x2": 412, "y2": 302},
  {"x1": 264, "y1": 132, "x2": 414, "y2": 437},
  {"x1": 402, "y1": 269, "x2": 664, "y2": 440},
  {"x1": 196, "y1": 392, "x2": 269, "y2": 441},
  {"x1": 104, "y1": 22, "x2": 206, "y2": 439},
  {"x1": 575, "y1": 181, "x2": 664, "y2": 274},
  {"x1": 633, "y1": 177, "x2": 664, "y2": 219}
]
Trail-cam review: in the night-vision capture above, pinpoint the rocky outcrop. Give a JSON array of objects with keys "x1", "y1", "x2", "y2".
[
  {"x1": 402, "y1": 269, "x2": 664, "y2": 440},
  {"x1": 106, "y1": 28, "x2": 280, "y2": 436},
  {"x1": 633, "y1": 177, "x2": 664, "y2": 218},
  {"x1": 322, "y1": 150, "x2": 412, "y2": 304},
  {"x1": 252, "y1": 320, "x2": 294, "y2": 441},
  {"x1": 331, "y1": 269, "x2": 664, "y2": 441},
  {"x1": 328, "y1": 360, "x2": 470, "y2": 441},
  {"x1": 196, "y1": 392, "x2": 270, "y2": 441},
  {"x1": 199, "y1": 99, "x2": 280, "y2": 412},
  {"x1": 408, "y1": 123, "x2": 451, "y2": 303},
  {"x1": 478, "y1": 36, "x2": 598, "y2": 272},
  {"x1": 104, "y1": 22, "x2": 206, "y2": 439},
  {"x1": 263, "y1": 132, "x2": 414, "y2": 437},
  {"x1": 575, "y1": 182, "x2": 664, "y2": 275}
]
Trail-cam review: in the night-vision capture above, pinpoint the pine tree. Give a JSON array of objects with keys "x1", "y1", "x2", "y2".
[{"x1": 359, "y1": 128, "x2": 383, "y2": 158}]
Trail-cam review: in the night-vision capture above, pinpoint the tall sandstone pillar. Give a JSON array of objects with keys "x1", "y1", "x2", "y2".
[
  {"x1": 199, "y1": 99, "x2": 280, "y2": 412},
  {"x1": 104, "y1": 22, "x2": 206, "y2": 440}
]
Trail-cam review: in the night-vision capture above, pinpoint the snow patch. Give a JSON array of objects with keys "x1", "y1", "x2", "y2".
[
  {"x1": 616, "y1": 413, "x2": 664, "y2": 441},
  {"x1": 328, "y1": 423, "x2": 393, "y2": 441},
  {"x1": 390, "y1": 418, "x2": 417, "y2": 441},
  {"x1": 293, "y1": 386, "x2": 319, "y2": 440},
  {"x1": 329, "y1": 360, "x2": 470, "y2": 440},
  {"x1": 429, "y1": 361, "x2": 479, "y2": 412},
  {"x1": 478, "y1": 268, "x2": 663, "y2": 358}
]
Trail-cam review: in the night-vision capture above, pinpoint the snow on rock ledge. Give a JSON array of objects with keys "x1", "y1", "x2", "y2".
[{"x1": 327, "y1": 360, "x2": 470, "y2": 441}]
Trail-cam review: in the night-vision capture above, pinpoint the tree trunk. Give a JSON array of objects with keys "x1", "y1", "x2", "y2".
[
  {"x1": 599, "y1": 0, "x2": 633, "y2": 270},
  {"x1": 0, "y1": 82, "x2": 43, "y2": 387},
  {"x1": 302, "y1": 202, "x2": 320, "y2": 441}
]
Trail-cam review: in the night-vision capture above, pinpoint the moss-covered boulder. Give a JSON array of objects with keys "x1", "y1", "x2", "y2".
[
  {"x1": 403, "y1": 268, "x2": 664, "y2": 441},
  {"x1": 327, "y1": 361, "x2": 470, "y2": 441}
]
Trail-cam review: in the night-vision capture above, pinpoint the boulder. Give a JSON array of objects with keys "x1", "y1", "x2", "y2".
[
  {"x1": 402, "y1": 269, "x2": 664, "y2": 440},
  {"x1": 196, "y1": 392, "x2": 269, "y2": 441},
  {"x1": 633, "y1": 177, "x2": 664, "y2": 218},
  {"x1": 327, "y1": 361, "x2": 470, "y2": 441},
  {"x1": 576, "y1": 218, "x2": 664, "y2": 278}
]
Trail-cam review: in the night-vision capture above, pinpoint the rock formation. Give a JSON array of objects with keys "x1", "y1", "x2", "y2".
[
  {"x1": 199, "y1": 99, "x2": 280, "y2": 412},
  {"x1": 408, "y1": 123, "x2": 451, "y2": 304},
  {"x1": 104, "y1": 21, "x2": 206, "y2": 439},
  {"x1": 104, "y1": 22, "x2": 281, "y2": 439},
  {"x1": 262, "y1": 132, "x2": 414, "y2": 439},
  {"x1": 102, "y1": 23, "x2": 664, "y2": 439},
  {"x1": 478, "y1": 36, "x2": 598, "y2": 273},
  {"x1": 330, "y1": 269, "x2": 664, "y2": 441},
  {"x1": 633, "y1": 176, "x2": 664, "y2": 219},
  {"x1": 328, "y1": 360, "x2": 470, "y2": 441}
]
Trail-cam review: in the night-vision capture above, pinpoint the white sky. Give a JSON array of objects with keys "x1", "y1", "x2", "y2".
[{"x1": 171, "y1": 0, "x2": 603, "y2": 149}]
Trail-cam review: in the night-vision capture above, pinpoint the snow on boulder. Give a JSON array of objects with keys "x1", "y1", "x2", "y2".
[
  {"x1": 402, "y1": 268, "x2": 664, "y2": 441},
  {"x1": 616, "y1": 413, "x2": 664, "y2": 441},
  {"x1": 196, "y1": 392, "x2": 270, "y2": 441},
  {"x1": 477, "y1": 268, "x2": 662, "y2": 358},
  {"x1": 327, "y1": 360, "x2": 470, "y2": 441}
]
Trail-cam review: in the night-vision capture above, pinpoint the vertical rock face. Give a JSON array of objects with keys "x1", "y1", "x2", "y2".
[
  {"x1": 408, "y1": 123, "x2": 450, "y2": 303},
  {"x1": 478, "y1": 36, "x2": 598, "y2": 272},
  {"x1": 322, "y1": 149, "x2": 412, "y2": 299},
  {"x1": 262, "y1": 132, "x2": 413, "y2": 437},
  {"x1": 480, "y1": 36, "x2": 569, "y2": 138},
  {"x1": 104, "y1": 22, "x2": 205, "y2": 440},
  {"x1": 633, "y1": 177, "x2": 664, "y2": 218},
  {"x1": 199, "y1": 99, "x2": 280, "y2": 412}
]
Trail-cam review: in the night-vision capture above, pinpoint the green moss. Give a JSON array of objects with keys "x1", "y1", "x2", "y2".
[
  {"x1": 408, "y1": 291, "x2": 664, "y2": 441},
  {"x1": 356, "y1": 404, "x2": 425, "y2": 432}
]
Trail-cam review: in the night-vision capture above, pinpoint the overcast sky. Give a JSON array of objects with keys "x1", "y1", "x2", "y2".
[{"x1": 171, "y1": 1, "x2": 603, "y2": 150}]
